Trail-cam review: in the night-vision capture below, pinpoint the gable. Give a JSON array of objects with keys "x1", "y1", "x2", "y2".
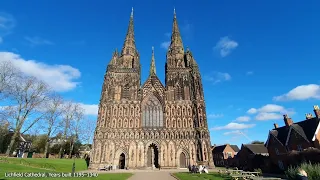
[
  {"x1": 286, "y1": 125, "x2": 310, "y2": 146},
  {"x1": 141, "y1": 75, "x2": 165, "y2": 99}
]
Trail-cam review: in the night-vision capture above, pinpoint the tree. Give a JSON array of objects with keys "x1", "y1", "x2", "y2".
[
  {"x1": 80, "y1": 118, "x2": 96, "y2": 145},
  {"x1": 251, "y1": 140, "x2": 264, "y2": 144},
  {"x1": 58, "y1": 101, "x2": 80, "y2": 158},
  {"x1": 43, "y1": 93, "x2": 63, "y2": 158},
  {"x1": 68, "y1": 103, "x2": 84, "y2": 158},
  {"x1": 3, "y1": 75, "x2": 50, "y2": 155}
]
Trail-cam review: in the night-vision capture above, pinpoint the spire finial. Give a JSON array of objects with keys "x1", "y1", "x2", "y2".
[
  {"x1": 150, "y1": 46, "x2": 156, "y2": 75},
  {"x1": 174, "y1": 7, "x2": 176, "y2": 17},
  {"x1": 131, "y1": 7, "x2": 134, "y2": 17}
]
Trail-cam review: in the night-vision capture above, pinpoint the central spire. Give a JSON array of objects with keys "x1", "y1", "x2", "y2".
[
  {"x1": 168, "y1": 8, "x2": 184, "y2": 51},
  {"x1": 121, "y1": 7, "x2": 136, "y2": 57},
  {"x1": 149, "y1": 46, "x2": 156, "y2": 75}
]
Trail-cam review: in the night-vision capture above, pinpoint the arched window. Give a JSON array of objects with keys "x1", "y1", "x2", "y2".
[
  {"x1": 121, "y1": 84, "x2": 130, "y2": 99},
  {"x1": 175, "y1": 84, "x2": 183, "y2": 100},
  {"x1": 142, "y1": 95, "x2": 163, "y2": 128}
]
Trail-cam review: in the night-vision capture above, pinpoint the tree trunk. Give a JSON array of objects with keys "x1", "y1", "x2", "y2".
[
  {"x1": 58, "y1": 141, "x2": 64, "y2": 159},
  {"x1": 5, "y1": 129, "x2": 19, "y2": 156},
  {"x1": 44, "y1": 128, "x2": 52, "y2": 158},
  {"x1": 44, "y1": 140, "x2": 50, "y2": 158},
  {"x1": 69, "y1": 141, "x2": 74, "y2": 159}
]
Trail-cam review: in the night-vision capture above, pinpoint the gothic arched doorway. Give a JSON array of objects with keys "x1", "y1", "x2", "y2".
[
  {"x1": 180, "y1": 152, "x2": 187, "y2": 168},
  {"x1": 147, "y1": 144, "x2": 159, "y2": 168},
  {"x1": 119, "y1": 153, "x2": 125, "y2": 169}
]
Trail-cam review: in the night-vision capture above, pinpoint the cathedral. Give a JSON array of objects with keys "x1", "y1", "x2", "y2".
[{"x1": 89, "y1": 9, "x2": 214, "y2": 169}]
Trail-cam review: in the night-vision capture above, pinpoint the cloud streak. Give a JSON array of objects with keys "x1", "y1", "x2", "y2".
[
  {"x1": 204, "y1": 72, "x2": 231, "y2": 84},
  {"x1": 25, "y1": 36, "x2": 54, "y2": 46},
  {"x1": 273, "y1": 84, "x2": 320, "y2": 101}
]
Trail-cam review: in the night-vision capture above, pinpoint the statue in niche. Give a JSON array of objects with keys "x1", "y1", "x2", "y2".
[
  {"x1": 109, "y1": 151, "x2": 113, "y2": 161},
  {"x1": 191, "y1": 148, "x2": 194, "y2": 160},
  {"x1": 131, "y1": 150, "x2": 134, "y2": 161},
  {"x1": 163, "y1": 149, "x2": 166, "y2": 161},
  {"x1": 138, "y1": 150, "x2": 141, "y2": 161},
  {"x1": 170, "y1": 149, "x2": 173, "y2": 161},
  {"x1": 176, "y1": 59, "x2": 183, "y2": 67}
]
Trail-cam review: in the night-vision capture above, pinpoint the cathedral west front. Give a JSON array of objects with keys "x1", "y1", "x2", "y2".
[{"x1": 89, "y1": 9, "x2": 214, "y2": 169}]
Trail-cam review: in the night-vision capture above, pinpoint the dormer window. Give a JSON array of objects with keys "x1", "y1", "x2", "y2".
[{"x1": 297, "y1": 144, "x2": 303, "y2": 152}]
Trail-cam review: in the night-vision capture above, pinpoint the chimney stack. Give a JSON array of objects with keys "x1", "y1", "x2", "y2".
[
  {"x1": 283, "y1": 114, "x2": 293, "y2": 127},
  {"x1": 314, "y1": 105, "x2": 320, "y2": 119},
  {"x1": 305, "y1": 113, "x2": 313, "y2": 120},
  {"x1": 274, "y1": 123, "x2": 279, "y2": 129}
]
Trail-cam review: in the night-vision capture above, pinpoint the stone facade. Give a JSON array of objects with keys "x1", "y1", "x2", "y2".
[{"x1": 89, "y1": 9, "x2": 214, "y2": 169}]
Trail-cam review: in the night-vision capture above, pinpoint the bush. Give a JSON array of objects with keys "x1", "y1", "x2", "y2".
[
  {"x1": 254, "y1": 168, "x2": 262, "y2": 174},
  {"x1": 285, "y1": 162, "x2": 320, "y2": 180}
]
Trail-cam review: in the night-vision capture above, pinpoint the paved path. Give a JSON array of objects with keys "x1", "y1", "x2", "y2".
[{"x1": 128, "y1": 171, "x2": 177, "y2": 180}]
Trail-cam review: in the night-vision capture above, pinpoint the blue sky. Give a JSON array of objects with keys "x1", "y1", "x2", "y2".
[{"x1": 0, "y1": 0, "x2": 318, "y2": 147}]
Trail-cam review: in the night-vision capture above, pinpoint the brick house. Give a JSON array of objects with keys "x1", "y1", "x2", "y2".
[
  {"x1": 265, "y1": 105, "x2": 320, "y2": 170},
  {"x1": 237, "y1": 144, "x2": 269, "y2": 171},
  {"x1": 212, "y1": 144, "x2": 240, "y2": 167}
]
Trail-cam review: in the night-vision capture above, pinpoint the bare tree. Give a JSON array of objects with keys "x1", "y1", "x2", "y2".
[
  {"x1": 69, "y1": 104, "x2": 84, "y2": 158},
  {"x1": 4, "y1": 75, "x2": 50, "y2": 155},
  {"x1": 43, "y1": 93, "x2": 63, "y2": 158},
  {"x1": 0, "y1": 60, "x2": 20, "y2": 98},
  {"x1": 80, "y1": 118, "x2": 96, "y2": 145},
  {"x1": 58, "y1": 101, "x2": 79, "y2": 158}
]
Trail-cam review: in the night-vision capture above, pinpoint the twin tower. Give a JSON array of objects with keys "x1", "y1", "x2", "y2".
[{"x1": 90, "y1": 8, "x2": 214, "y2": 169}]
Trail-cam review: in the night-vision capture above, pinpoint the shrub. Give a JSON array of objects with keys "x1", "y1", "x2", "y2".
[
  {"x1": 254, "y1": 168, "x2": 262, "y2": 174},
  {"x1": 285, "y1": 162, "x2": 320, "y2": 180}
]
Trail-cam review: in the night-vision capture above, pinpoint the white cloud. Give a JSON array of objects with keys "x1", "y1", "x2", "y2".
[
  {"x1": 0, "y1": 52, "x2": 81, "y2": 92},
  {"x1": 211, "y1": 122, "x2": 255, "y2": 130},
  {"x1": 214, "y1": 36, "x2": 238, "y2": 57},
  {"x1": 247, "y1": 108, "x2": 257, "y2": 114},
  {"x1": 79, "y1": 103, "x2": 98, "y2": 116},
  {"x1": 246, "y1": 71, "x2": 253, "y2": 75},
  {"x1": 246, "y1": 104, "x2": 295, "y2": 121},
  {"x1": 223, "y1": 130, "x2": 242, "y2": 135},
  {"x1": 255, "y1": 112, "x2": 283, "y2": 121},
  {"x1": 160, "y1": 41, "x2": 170, "y2": 50},
  {"x1": 235, "y1": 116, "x2": 251, "y2": 122},
  {"x1": 204, "y1": 72, "x2": 231, "y2": 84},
  {"x1": 25, "y1": 36, "x2": 54, "y2": 46},
  {"x1": 207, "y1": 113, "x2": 224, "y2": 119},
  {"x1": 273, "y1": 84, "x2": 320, "y2": 101}
]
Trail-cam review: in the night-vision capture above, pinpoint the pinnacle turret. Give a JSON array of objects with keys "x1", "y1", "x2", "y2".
[
  {"x1": 120, "y1": 7, "x2": 136, "y2": 57},
  {"x1": 149, "y1": 46, "x2": 156, "y2": 76}
]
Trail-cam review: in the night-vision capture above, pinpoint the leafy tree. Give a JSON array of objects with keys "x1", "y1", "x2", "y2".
[{"x1": 251, "y1": 140, "x2": 264, "y2": 144}]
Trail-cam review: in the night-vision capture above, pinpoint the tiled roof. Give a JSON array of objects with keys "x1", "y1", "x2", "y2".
[
  {"x1": 212, "y1": 145, "x2": 227, "y2": 153},
  {"x1": 230, "y1": 145, "x2": 240, "y2": 152},
  {"x1": 244, "y1": 144, "x2": 269, "y2": 154},
  {"x1": 269, "y1": 117, "x2": 320, "y2": 146}
]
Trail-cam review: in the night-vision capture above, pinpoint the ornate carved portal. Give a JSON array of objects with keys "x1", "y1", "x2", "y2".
[
  {"x1": 147, "y1": 144, "x2": 159, "y2": 168},
  {"x1": 180, "y1": 152, "x2": 187, "y2": 168},
  {"x1": 119, "y1": 153, "x2": 125, "y2": 169}
]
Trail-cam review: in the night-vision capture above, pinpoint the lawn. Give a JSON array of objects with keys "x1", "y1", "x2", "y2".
[
  {"x1": 0, "y1": 157, "x2": 132, "y2": 180},
  {"x1": 173, "y1": 172, "x2": 231, "y2": 180}
]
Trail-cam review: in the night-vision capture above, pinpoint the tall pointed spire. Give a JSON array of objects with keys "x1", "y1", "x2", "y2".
[
  {"x1": 149, "y1": 46, "x2": 156, "y2": 75},
  {"x1": 121, "y1": 7, "x2": 136, "y2": 57},
  {"x1": 169, "y1": 8, "x2": 184, "y2": 51}
]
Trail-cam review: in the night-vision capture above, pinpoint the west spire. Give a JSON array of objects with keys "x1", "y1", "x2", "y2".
[
  {"x1": 168, "y1": 8, "x2": 184, "y2": 51},
  {"x1": 149, "y1": 46, "x2": 156, "y2": 75},
  {"x1": 121, "y1": 7, "x2": 136, "y2": 57}
]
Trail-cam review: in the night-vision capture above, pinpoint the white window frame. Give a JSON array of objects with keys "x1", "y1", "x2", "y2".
[{"x1": 297, "y1": 144, "x2": 303, "y2": 152}]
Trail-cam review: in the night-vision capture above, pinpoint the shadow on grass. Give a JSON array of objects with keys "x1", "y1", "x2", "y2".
[{"x1": 173, "y1": 172, "x2": 231, "y2": 180}]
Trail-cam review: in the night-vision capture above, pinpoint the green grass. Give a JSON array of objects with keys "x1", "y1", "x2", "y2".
[
  {"x1": 173, "y1": 172, "x2": 231, "y2": 180},
  {"x1": 0, "y1": 158, "x2": 132, "y2": 180}
]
